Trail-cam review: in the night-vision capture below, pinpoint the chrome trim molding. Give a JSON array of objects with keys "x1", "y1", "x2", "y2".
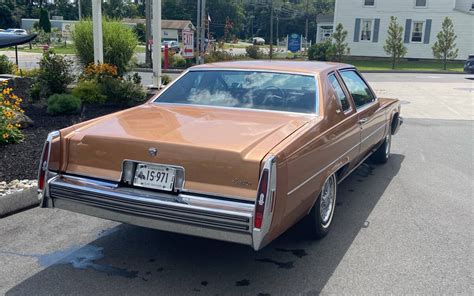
[
  {"x1": 252, "y1": 155, "x2": 277, "y2": 250},
  {"x1": 43, "y1": 174, "x2": 257, "y2": 248},
  {"x1": 287, "y1": 122, "x2": 387, "y2": 195}
]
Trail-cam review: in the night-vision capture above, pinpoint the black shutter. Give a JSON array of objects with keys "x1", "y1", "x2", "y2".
[
  {"x1": 404, "y1": 19, "x2": 412, "y2": 43},
  {"x1": 373, "y1": 18, "x2": 380, "y2": 42},
  {"x1": 354, "y1": 18, "x2": 361, "y2": 42},
  {"x1": 424, "y1": 19, "x2": 432, "y2": 44}
]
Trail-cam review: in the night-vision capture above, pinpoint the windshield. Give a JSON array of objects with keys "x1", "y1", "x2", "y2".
[{"x1": 155, "y1": 70, "x2": 317, "y2": 114}]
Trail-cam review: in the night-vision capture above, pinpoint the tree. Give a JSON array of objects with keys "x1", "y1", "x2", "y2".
[
  {"x1": 331, "y1": 23, "x2": 349, "y2": 62},
  {"x1": 432, "y1": 17, "x2": 458, "y2": 70},
  {"x1": 38, "y1": 8, "x2": 51, "y2": 33},
  {"x1": 383, "y1": 16, "x2": 407, "y2": 69},
  {"x1": 308, "y1": 39, "x2": 334, "y2": 61},
  {"x1": 0, "y1": 4, "x2": 16, "y2": 29}
]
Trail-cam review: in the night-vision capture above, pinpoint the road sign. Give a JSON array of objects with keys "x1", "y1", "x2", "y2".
[
  {"x1": 287, "y1": 33, "x2": 302, "y2": 53},
  {"x1": 182, "y1": 29, "x2": 194, "y2": 59}
]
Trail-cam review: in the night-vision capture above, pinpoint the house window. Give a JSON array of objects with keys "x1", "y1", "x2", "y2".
[
  {"x1": 360, "y1": 19, "x2": 373, "y2": 41},
  {"x1": 415, "y1": 0, "x2": 427, "y2": 7},
  {"x1": 471, "y1": 2, "x2": 474, "y2": 10},
  {"x1": 364, "y1": 0, "x2": 375, "y2": 6},
  {"x1": 411, "y1": 21, "x2": 424, "y2": 42}
]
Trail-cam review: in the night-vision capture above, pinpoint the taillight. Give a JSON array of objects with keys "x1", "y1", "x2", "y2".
[
  {"x1": 38, "y1": 131, "x2": 60, "y2": 192},
  {"x1": 254, "y1": 169, "x2": 269, "y2": 229},
  {"x1": 38, "y1": 141, "x2": 50, "y2": 191}
]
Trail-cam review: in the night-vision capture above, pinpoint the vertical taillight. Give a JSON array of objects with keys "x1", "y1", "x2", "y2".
[
  {"x1": 38, "y1": 131, "x2": 60, "y2": 192},
  {"x1": 254, "y1": 169, "x2": 269, "y2": 229}
]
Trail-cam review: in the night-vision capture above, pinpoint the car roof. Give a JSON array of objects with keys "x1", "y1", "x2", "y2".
[{"x1": 191, "y1": 60, "x2": 354, "y2": 74}]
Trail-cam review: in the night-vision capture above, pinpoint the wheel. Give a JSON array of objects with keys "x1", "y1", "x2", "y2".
[
  {"x1": 307, "y1": 173, "x2": 337, "y2": 239},
  {"x1": 372, "y1": 132, "x2": 391, "y2": 164}
]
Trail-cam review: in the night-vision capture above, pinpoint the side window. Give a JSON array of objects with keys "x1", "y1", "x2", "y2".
[
  {"x1": 340, "y1": 70, "x2": 375, "y2": 108},
  {"x1": 328, "y1": 74, "x2": 351, "y2": 112}
]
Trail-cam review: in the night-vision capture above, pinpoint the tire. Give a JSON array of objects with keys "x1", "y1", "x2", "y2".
[
  {"x1": 307, "y1": 173, "x2": 337, "y2": 239},
  {"x1": 372, "y1": 132, "x2": 391, "y2": 164}
]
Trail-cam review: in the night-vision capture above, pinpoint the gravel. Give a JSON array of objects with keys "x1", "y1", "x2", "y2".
[{"x1": 0, "y1": 179, "x2": 37, "y2": 197}]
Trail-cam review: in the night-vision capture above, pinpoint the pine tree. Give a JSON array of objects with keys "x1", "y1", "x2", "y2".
[
  {"x1": 38, "y1": 8, "x2": 51, "y2": 33},
  {"x1": 432, "y1": 17, "x2": 458, "y2": 70},
  {"x1": 383, "y1": 16, "x2": 407, "y2": 69},
  {"x1": 332, "y1": 23, "x2": 350, "y2": 62}
]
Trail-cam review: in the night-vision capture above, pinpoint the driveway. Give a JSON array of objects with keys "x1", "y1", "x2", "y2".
[{"x1": 0, "y1": 74, "x2": 472, "y2": 295}]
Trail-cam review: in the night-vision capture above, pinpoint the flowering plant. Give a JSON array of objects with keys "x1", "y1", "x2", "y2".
[
  {"x1": 83, "y1": 63, "x2": 118, "y2": 82},
  {"x1": 0, "y1": 80, "x2": 25, "y2": 144}
]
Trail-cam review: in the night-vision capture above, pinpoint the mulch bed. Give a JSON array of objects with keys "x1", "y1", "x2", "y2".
[{"x1": 0, "y1": 104, "x2": 125, "y2": 183}]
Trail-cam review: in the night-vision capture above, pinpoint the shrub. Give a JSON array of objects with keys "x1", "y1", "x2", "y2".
[
  {"x1": 308, "y1": 40, "x2": 335, "y2": 61},
  {"x1": 204, "y1": 51, "x2": 234, "y2": 63},
  {"x1": 0, "y1": 81, "x2": 25, "y2": 144},
  {"x1": 245, "y1": 45, "x2": 263, "y2": 59},
  {"x1": 0, "y1": 55, "x2": 14, "y2": 74},
  {"x1": 162, "y1": 74, "x2": 171, "y2": 85},
  {"x1": 72, "y1": 80, "x2": 107, "y2": 105},
  {"x1": 47, "y1": 94, "x2": 81, "y2": 115},
  {"x1": 82, "y1": 63, "x2": 118, "y2": 82},
  {"x1": 100, "y1": 77, "x2": 146, "y2": 106},
  {"x1": 73, "y1": 19, "x2": 138, "y2": 75},
  {"x1": 38, "y1": 50, "x2": 74, "y2": 96},
  {"x1": 134, "y1": 23, "x2": 146, "y2": 43},
  {"x1": 30, "y1": 83, "x2": 41, "y2": 101}
]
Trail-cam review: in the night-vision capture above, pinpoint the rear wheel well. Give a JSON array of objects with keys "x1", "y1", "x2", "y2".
[
  {"x1": 335, "y1": 163, "x2": 350, "y2": 182},
  {"x1": 391, "y1": 113, "x2": 399, "y2": 135}
]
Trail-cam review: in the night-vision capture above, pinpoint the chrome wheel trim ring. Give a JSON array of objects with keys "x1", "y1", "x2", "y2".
[{"x1": 320, "y1": 174, "x2": 336, "y2": 228}]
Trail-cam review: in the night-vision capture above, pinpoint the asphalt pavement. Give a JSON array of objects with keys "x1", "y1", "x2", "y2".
[{"x1": 0, "y1": 74, "x2": 472, "y2": 295}]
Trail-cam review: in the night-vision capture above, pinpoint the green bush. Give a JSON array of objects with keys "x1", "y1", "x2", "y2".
[
  {"x1": 72, "y1": 80, "x2": 107, "y2": 105},
  {"x1": 204, "y1": 51, "x2": 234, "y2": 63},
  {"x1": 38, "y1": 50, "x2": 74, "y2": 96},
  {"x1": 100, "y1": 77, "x2": 146, "y2": 106},
  {"x1": 134, "y1": 23, "x2": 146, "y2": 43},
  {"x1": 0, "y1": 55, "x2": 14, "y2": 74},
  {"x1": 73, "y1": 19, "x2": 138, "y2": 75},
  {"x1": 308, "y1": 40, "x2": 335, "y2": 61},
  {"x1": 245, "y1": 45, "x2": 263, "y2": 59},
  {"x1": 162, "y1": 74, "x2": 171, "y2": 85},
  {"x1": 47, "y1": 94, "x2": 82, "y2": 115},
  {"x1": 30, "y1": 83, "x2": 41, "y2": 101}
]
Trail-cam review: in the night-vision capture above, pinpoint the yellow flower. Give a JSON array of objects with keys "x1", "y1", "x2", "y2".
[
  {"x1": 2, "y1": 133, "x2": 8, "y2": 139},
  {"x1": 6, "y1": 124, "x2": 13, "y2": 129},
  {"x1": 15, "y1": 123, "x2": 21, "y2": 128}
]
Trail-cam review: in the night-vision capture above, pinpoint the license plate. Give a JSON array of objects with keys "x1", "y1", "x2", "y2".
[{"x1": 133, "y1": 163, "x2": 176, "y2": 191}]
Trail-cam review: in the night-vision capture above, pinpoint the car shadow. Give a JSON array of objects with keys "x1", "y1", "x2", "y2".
[{"x1": 6, "y1": 154, "x2": 404, "y2": 296}]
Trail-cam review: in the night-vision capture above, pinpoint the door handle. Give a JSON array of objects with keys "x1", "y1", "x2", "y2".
[{"x1": 358, "y1": 118, "x2": 368, "y2": 124}]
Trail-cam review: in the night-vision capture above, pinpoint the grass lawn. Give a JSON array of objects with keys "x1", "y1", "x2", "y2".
[
  {"x1": 344, "y1": 59, "x2": 464, "y2": 72},
  {"x1": 0, "y1": 44, "x2": 76, "y2": 55}
]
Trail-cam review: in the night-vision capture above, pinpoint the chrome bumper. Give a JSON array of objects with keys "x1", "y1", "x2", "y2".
[{"x1": 41, "y1": 174, "x2": 264, "y2": 249}]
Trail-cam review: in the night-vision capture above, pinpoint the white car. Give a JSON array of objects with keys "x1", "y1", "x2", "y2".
[
  {"x1": 252, "y1": 37, "x2": 265, "y2": 45},
  {"x1": 4, "y1": 29, "x2": 28, "y2": 35}
]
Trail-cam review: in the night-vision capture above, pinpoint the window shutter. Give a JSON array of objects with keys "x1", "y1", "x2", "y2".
[
  {"x1": 404, "y1": 19, "x2": 412, "y2": 43},
  {"x1": 373, "y1": 18, "x2": 380, "y2": 42},
  {"x1": 354, "y1": 18, "x2": 361, "y2": 42},
  {"x1": 424, "y1": 19, "x2": 432, "y2": 44}
]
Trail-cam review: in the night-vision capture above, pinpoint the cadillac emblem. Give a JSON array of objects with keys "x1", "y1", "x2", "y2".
[{"x1": 148, "y1": 147, "x2": 158, "y2": 157}]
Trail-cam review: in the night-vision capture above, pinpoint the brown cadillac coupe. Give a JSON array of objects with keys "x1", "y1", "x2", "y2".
[{"x1": 38, "y1": 61, "x2": 402, "y2": 250}]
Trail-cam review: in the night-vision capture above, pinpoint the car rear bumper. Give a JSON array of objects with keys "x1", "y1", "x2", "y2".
[{"x1": 40, "y1": 174, "x2": 264, "y2": 249}]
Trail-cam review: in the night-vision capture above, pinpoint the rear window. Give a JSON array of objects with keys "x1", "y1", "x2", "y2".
[{"x1": 155, "y1": 70, "x2": 318, "y2": 114}]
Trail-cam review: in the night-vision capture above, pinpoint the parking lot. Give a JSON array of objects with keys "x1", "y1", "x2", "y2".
[{"x1": 0, "y1": 73, "x2": 472, "y2": 295}]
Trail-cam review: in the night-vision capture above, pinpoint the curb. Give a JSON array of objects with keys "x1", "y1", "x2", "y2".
[
  {"x1": 0, "y1": 187, "x2": 39, "y2": 218},
  {"x1": 360, "y1": 70, "x2": 467, "y2": 74}
]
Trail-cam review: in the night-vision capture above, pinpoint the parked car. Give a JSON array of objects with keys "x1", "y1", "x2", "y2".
[
  {"x1": 464, "y1": 54, "x2": 474, "y2": 73},
  {"x1": 252, "y1": 37, "x2": 265, "y2": 45},
  {"x1": 161, "y1": 40, "x2": 180, "y2": 53},
  {"x1": 4, "y1": 28, "x2": 28, "y2": 35},
  {"x1": 37, "y1": 61, "x2": 402, "y2": 250}
]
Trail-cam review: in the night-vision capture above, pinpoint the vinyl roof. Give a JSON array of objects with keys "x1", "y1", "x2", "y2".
[{"x1": 191, "y1": 60, "x2": 353, "y2": 74}]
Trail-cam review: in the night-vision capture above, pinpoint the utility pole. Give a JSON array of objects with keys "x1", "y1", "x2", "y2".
[
  {"x1": 305, "y1": 0, "x2": 309, "y2": 50},
  {"x1": 269, "y1": 0, "x2": 273, "y2": 60},
  {"x1": 91, "y1": 0, "x2": 103, "y2": 64},
  {"x1": 196, "y1": 0, "x2": 201, "y2": 64},
  {"x1": 145, "y1": 0, "x2": 151, "y2": 66},
  {"x1": 152, "y1": 0, "x2": 162, "y2": 87},
  {"x1": 77, "y1": 0, "x2": 82, "y2": 20},
  {"x1": 200, "y1": 0, "x2": 206, "y2": 63}
]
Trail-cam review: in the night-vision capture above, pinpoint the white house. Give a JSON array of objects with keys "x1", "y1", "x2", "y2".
[{"x1": 333, "y1": 0, "x2": 474, "y2": 59}]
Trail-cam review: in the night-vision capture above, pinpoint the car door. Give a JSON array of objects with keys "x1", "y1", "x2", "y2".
[{"x1": 339, "y1": 69, "x2": 386, "y2": 157}]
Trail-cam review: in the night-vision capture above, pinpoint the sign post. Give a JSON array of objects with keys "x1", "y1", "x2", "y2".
[
  {"x1": 287, "y1": 33, "x2": 302, "y2": 53},
  {"x1": 182, "y1": 28, "x2": 194, "y2": 59}
]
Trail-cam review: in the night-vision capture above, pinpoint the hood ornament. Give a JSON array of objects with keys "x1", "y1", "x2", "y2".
[{"x1": 148, "y1": 147, "x2": 158, "y2": 157}]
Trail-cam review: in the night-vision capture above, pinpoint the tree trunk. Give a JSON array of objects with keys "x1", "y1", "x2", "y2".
[
  {"x1": 392, "y1": 56, "x2": 396, "y2": 69},
  {"x1": 443, "y1": 54, "x2": 447, "y2": 70}
]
